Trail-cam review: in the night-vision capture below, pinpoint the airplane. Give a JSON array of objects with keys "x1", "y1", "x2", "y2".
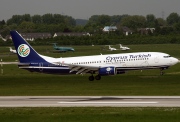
[
  {"x1": 108, "y1": 45, "x2": 117, "y2": 51},
  {"x1": 52, "y1": 43, "x2": 75, "y2": 52},
  {"x1": 119, "y1": 44, "x2": 130, "y2": 50},
  {"x1": 8, "y1": 47, "x2": 17, "y2": 54},
  {"x1": 103, "y1": 26, "x2": 117, "y2": 32},
  {"x1": 10, "y1": 30, "x2": 179, "y2": 81}
]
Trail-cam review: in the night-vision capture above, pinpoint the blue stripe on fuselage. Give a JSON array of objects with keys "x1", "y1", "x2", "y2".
[{"x1": 19, "y1": 62, "x2": 76, "y2": 74}]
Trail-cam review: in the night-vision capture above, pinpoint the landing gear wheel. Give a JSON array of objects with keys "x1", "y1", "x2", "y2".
[
  {"x1": 89, "y1": 75, "x2": 94, "y2": 81},
  {"x1": 160, "y1": 71, "x2": 164, "y2": 75},
  {"x1": 95, "y1": 75, "x2": 101, "y2": 80}
]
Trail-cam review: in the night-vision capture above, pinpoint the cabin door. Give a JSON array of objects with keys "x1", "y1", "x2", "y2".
[{"x1": 154, "y1": 55, "x2": 159, "y2": 63}]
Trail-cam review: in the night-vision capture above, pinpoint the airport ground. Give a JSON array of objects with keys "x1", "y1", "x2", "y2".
[
  {"x1": 0, "y1": 107, "x2": 180, "y2": 122},
  {"x1": 0, "y1": 44, "x2": 180, "y2": 121}
]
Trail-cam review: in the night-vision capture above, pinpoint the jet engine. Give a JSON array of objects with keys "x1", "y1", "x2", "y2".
[
  {"x1": 99, "y1": 67, "x2": 116, "y2": 75},
  {"x1": 98, "y1": 67, "x2": 126, "y2": 75}
]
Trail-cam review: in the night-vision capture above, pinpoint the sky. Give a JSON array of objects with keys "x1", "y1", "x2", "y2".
[{"x1": 0, "y1": 0, "x2": 180, "y2": 20}]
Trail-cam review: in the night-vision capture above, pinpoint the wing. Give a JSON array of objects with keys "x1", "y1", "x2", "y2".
[
  {"x1": 55, "y1": 62, "x2": 99, "y2": 74},
  {"x1": 68, "y1": 64, "x2": 99, "y2": 74}
]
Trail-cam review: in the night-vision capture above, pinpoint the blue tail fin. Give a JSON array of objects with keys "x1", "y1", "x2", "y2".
[{"x1": 10, "y1": 31, "x2": 46, "y2": 63}]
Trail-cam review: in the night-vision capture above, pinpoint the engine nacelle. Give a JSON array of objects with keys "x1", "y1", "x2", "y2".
[{"x1": 99, "y1": 67, "x2": 116, "y2": 75}]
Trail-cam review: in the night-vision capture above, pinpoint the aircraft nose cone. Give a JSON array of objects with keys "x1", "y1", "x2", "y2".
[{"x1": 173, "y1": 58, "x2": 179, "y2": 64}]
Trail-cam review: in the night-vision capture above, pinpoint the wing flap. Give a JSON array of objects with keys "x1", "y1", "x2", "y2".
[{"x1": 55, "y1": 62, "x2": 99, "y2": 74}]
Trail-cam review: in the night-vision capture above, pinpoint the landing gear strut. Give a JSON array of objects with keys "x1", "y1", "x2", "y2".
[{"x1": 160, "y1": 69, "x2": 164, "y2": 75}]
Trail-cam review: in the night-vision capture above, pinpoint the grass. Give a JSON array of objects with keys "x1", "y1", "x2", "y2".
[
  {"x1": 0, "y1": 44, "x2": 180, "y2": 121},
  {"x1": 1, "y1": 44, "x2": 180, "y2": 57},
  {"x1": 0, "y1": 107, "x2": 180, "y2": 122},
  {"x1": 0, "y1": 44, "x2": 180, "y2": 96},
  {"x1": 0, "y1": 63, "x2": 180, "y2": 96}
]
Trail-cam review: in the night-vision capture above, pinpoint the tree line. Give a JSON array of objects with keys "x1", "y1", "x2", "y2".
[
  {"x1": 1, "y1": 32, "x2": 180, "y2": 46},
  {"x1": 0, "y1": 14, "x2": 76, "y2": 36},
  {"x1": 0, "y1": 13, "x2": 180, "y2": 45}
]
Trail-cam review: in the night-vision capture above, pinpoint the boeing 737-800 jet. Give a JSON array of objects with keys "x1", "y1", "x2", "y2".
[{"x1": 10, "y1": 31, "x2": 179, "y2": 81}]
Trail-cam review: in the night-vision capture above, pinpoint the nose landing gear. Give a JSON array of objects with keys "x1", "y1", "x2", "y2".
[
  {"x1": 160, "y1": 70, "x2": 164, "y2": 75},
  {"x1": 160, "y1": 67, "x2": 168, "y2": 75}
]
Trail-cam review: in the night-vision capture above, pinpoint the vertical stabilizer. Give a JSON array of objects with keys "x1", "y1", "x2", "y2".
[{"x1": 10, "y1": 31, "x2": 46, "y2": 63}]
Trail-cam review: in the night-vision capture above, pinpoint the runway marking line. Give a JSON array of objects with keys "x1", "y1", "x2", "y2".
[{"x1": 58, "y1": 102, "x2": 158, "y2": 104}]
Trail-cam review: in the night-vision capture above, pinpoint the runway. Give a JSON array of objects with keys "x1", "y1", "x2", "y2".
[{"x1": 0, "y1": 96, "x2": 180, "y2": 107}]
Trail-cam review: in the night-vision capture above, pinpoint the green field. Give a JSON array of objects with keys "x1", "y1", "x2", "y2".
[
  {"x1": 1, "y1": 44, "x2": 180, "y2": 59},
  {"x1": 0, "y1": 107, "x2": 180, "y2": 122},
  {"x1": 0, "y1": 44, "x2": 180, "y2": 96},
  {"x1": 1, "y1": 65, "x2": 180, "y2": 96},
  {"x1": 0, "y1": 44, "x2": 180, "y2": 121}
]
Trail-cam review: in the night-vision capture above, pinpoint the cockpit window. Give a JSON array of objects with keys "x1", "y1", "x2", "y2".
[{"x1": 164, "y1": 55, "x2": 171, "y2": 58}]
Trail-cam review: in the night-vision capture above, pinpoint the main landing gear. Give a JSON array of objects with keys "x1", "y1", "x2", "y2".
[{"x1": 89, "y1": 74, "x2": 101, "y2": 81}]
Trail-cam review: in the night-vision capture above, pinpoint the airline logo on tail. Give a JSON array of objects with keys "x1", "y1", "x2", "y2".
[{"x1": 18, "y1": 44, "x2": 30, "y2": 57}]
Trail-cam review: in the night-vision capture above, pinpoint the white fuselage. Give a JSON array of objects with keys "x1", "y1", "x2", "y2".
[
  {"x1": 50, "y1": 52, "x2": 178, "y2": 70},
  {"x1": 109, "y1": 46, "x2": 117, "y2": 51},
  {"x1": 9, "y1": 47, "x2": 17, "y2": 53},
  {"x1": 120, "y1": 45, "x2": 130, "y2": 50},
  {"x1": 120, "y1": 47, "x2": 130, "y2": 50}
]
